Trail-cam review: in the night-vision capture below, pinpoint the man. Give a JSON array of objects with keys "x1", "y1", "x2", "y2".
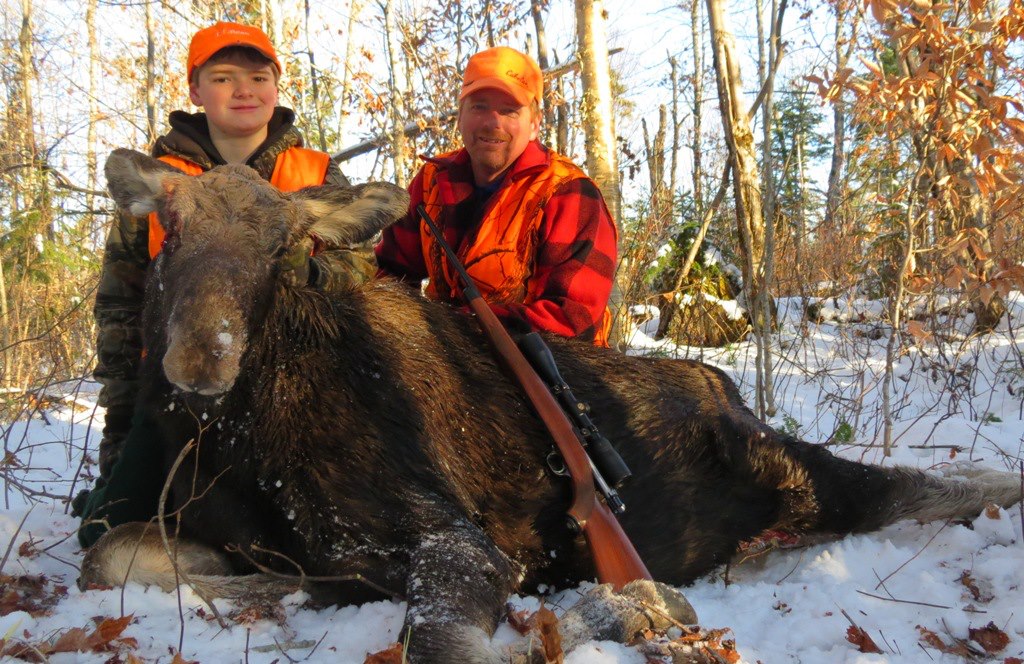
[{"x1": 375, "y1": 46, "x2": 618, "y2": 345}]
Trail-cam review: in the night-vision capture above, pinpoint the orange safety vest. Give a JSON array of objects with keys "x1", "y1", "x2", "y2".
[
  {"x1": 147, "y1": 147, "x2": 331, "y2": 258},
  {"x1": 419, "y1": 150, "x2": 613, "y2": 346}
]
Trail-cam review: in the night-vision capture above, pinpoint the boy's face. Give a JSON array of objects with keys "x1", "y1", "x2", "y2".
[
  {"x1": 189, "y1": 54, "x2": 278, "y2": 140},
  {"x1": 457, "y1": 88, "x2": 539, "y2": 186}
]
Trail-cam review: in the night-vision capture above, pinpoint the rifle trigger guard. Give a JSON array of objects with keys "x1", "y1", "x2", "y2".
[{"x1": 546, "y1": 449, "x2": 568, "y2": 477}]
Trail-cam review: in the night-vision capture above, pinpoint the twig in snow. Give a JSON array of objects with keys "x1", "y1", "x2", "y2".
[
  {"x1": 856, "y1": 589, "x2": 951, "y2": 609},
  {"x1": 0, "y1": 505, "x2": 34, "y2": 575},
  {"x1": 874, "y1": 520, "x2": 949, "y2": 590},
  {"x1": 300, "y1": 631, "x2": 329, "y2": 662}
]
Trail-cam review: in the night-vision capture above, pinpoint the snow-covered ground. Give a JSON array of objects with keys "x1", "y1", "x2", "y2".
[{"x1": 1, "y1": 292, "x2": 1022, "y2": 663}]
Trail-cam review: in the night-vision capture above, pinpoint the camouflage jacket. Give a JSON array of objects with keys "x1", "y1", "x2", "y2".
[{"x1": 94, "y1": 107, "x2": 375, "y2": 411}]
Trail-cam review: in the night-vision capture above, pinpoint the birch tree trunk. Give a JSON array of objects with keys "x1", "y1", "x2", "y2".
[
  {"x1": 823, "y1": 0, "x2": 854, "y2": 231},
  {"x1": 338, "y1": 0, "x2": 362, "y2": 141},
  {"x1": 706, "y1": 0, "x2": 772, "y2": 416},
  {"x1": 382, "y1": 0, "x2": 409, "y2": 186},
  {"x1": 690, "y1": 0, "x2": 705, "y2": 217},
  {"x1": 144, "y1": 0, "x2": 157, "y2": 145},
  {"x1": 574, "y1": 0, "x2": 620, "y2": 222},
  {"x1": 86, "y1": 0, "x2": 99, "y2": 240},
  {"x1": 530, "y1": 0, "x2": 557, "y2": 145},
  {"x1": 303, "y1": 0, "x2": 328, "y2": 151}
]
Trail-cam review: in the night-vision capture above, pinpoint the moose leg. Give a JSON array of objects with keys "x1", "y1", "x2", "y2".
[{"x1": 402, "y1": 511, "x2": 516, "y2": 664}]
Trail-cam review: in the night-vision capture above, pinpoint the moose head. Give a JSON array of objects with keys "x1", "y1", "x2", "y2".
[{"x1": 104, "y1": 149, "x2": 409, "y2": 396}]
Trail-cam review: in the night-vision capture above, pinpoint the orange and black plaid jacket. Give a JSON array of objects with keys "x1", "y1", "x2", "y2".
[{"x1": 375, "y1": 141, "x2": 618, "y2": 344}]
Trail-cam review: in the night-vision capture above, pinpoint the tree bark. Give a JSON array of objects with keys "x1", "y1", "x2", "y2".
[
  {"x1": 531, "y1": 0, "x2": 558, "y2": 146},
  {"x1": 382, "y1": 0, "x2": 410, "y2": 186},
  {"x1": 574, "y1": 0, "x2": 620, "y2": 222},
  {"x1": 690, "y1": 0, "x2": 705, "y2": 219},
  {"x1": 706, "y1": 0, "x2": 771, "y2": 416},
  {"x1": 145, "y1": 0, "x2": 157, "y2": 146},
  {"x1": 823, "y1": 0, "x2": 855, "y2": 231}
]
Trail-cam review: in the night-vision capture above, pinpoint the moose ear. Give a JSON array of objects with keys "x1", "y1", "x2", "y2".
[
  {"x1": 104, "y1": 149, "x2": 184, "y2": 216},
  {"x1": 295, "y1": 182, "x2": 410, "y2": 245}
]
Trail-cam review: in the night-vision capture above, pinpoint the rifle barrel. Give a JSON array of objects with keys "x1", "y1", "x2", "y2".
[{"x1": 416, "y1": 204, "x2": 651, "y2": 588}]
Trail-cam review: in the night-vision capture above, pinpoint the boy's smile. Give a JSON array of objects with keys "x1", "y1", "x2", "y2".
[{"x1": 189, "y1": 56, "x2": 278, "y2": 147}]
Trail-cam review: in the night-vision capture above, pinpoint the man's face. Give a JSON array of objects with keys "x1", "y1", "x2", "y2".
[
  {"x1": 189, "y1": 55, "x2": 278, "y2": 140},
  {"x1": 457, "y1": 88, "x2": 540, "y2": 186}
]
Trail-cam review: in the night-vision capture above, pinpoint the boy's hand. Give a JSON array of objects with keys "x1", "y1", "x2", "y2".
[{"x1": 280, "y1": 237, "x2": 314, "y2": 287}]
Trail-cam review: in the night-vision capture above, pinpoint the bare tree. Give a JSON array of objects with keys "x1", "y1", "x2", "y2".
[
  {"x1": 382, "y1": 0, "x2": 410, "y2": 185},
  {"x1": 706, "y1": 0, "x2": 772, "y2": 416},
  {"x1": 574, "y1": 0, "x2": 620, "y2": 222}
]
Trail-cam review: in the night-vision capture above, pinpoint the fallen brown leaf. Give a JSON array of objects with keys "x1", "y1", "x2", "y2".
[
  {"x1": 0, "y1": 575, "x2": 65, "y2": 618},
  {"x1": 363, "y1": 642, "x2": 404, "y2": 663},
  {"x1": 846, "y1": 626, "x2": 883, "y2": 654},
  {"x1": 536, "y1": 605, "x2": 563, "y2": 664},
  {"x1": 917, "y1": 625, "x2": 974, "y2": 657},
  {"x1": 505, "y1": 603, "x2": 534, "y2": 635},
  {"x1": 958, "y1": 570, "x2": 993, "y2": 603},
  {"x1": 48, "y1": 627, "x2": 91, "y2": 653},
  {"x1": 969, "y1": 622, "x2": 1009, "y2": 654}
]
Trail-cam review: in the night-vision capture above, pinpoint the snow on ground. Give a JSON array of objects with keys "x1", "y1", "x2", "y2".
[{"x1": 1, "y1": 293, "x2": 1022, "y2": 663}]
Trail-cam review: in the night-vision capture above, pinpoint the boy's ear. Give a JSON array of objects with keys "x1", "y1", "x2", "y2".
[
  {"x1": 105, "y1": 149, "x2": 184, "y2": 216},
  {"x1": 188, "y1": 82, "x2": 203, "y2": 107}
]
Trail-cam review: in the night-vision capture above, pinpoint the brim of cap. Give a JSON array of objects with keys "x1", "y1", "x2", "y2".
[
  {"x1": 459, "y1": 77, "x2": 533, "y2": 107},
  {"x1": 190, "y1": 43, "x2": 282, "y2": 78}
]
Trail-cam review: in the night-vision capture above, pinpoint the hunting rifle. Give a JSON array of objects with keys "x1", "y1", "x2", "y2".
[{"x1": 416, "y1": 204, "x2": 652, "y2": 589}]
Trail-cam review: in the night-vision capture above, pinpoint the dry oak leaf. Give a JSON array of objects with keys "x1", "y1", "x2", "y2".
[
  {"x1": 846, "y1": 625, "x2": 883, "y2": 654},
  {"x1": 363, "y1": 642, "x2": 404, "y2": 664},
  {"x1": 535, "y1": 605, "x2": 564, "y2": 664},
  {"x1": 917, "y1": 625, "x2": 974, "y2": 657},
  {"x1": 171, "y1": 652, "x2": 199, "y2": 664},
  {"x1": 505, "y1": 603, "x2": 535, "y2": 635},
  {"x1": 969, "y1": 622, "x2": 1010, "y2": 654},
  {"x1": 0, "y1": 574, "x2": 67, "y2": 617}
]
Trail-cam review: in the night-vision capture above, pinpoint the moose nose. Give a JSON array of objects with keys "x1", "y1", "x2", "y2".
[{"x1": 162, "y1": 332, "x2": 240, "y2": 396}]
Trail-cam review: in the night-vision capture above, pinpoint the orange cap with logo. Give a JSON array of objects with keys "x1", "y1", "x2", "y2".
[
  {"x1": 187, "y1": 22, "x2": 283, "y2": 82},
  {"x1": 459, "y1": 47, "x2": 543, "y2": 107}
]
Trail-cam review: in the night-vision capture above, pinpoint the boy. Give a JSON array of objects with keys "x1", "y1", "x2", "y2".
[{"x1": 78, "y1": 22, "x2": 371, "y2": 516}]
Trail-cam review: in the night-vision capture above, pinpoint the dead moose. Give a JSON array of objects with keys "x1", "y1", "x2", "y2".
[{"x1": 82, "y1": 149, "x2": 1023, "y2": 663}]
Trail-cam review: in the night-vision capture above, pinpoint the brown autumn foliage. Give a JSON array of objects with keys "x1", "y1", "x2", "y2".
[{"x1": 811, "y1": 0, "x2": 1024, "y2": 333}]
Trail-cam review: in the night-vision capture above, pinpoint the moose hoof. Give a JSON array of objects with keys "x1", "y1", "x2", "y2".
[
  {"x1": 557, "y1": 580, "x2": 697, "y2": 650},
  {"x1": 620, "y1": 579, "x2": 698, "y2": 626}
]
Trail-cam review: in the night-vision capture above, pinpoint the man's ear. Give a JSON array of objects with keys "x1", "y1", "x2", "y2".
[{"x1": 189, "y1": 82, "x2": 203, "y2": 107}]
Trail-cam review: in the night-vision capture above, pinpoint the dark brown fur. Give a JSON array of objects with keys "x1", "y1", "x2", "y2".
[{"x1": 88, "y1": 149, "x2": 1023, "y2": 663}]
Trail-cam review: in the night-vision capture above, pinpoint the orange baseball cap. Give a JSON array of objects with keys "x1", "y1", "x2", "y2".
[
  {"x1": 460, "y1": 47, "x2": 543, "y2": 107},
  {"x1": 187, "y1": 22, "x2": 283, "y2": 82}
]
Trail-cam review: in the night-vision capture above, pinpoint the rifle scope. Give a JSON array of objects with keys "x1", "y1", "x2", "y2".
[{"x1": 518, "y1": 332, "x2": 633, "y2": 489}]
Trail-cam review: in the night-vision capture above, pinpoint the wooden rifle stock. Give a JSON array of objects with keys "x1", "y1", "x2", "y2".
[{"x1": 417, "y1": 204, "x2": 651, "y2": 589}]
